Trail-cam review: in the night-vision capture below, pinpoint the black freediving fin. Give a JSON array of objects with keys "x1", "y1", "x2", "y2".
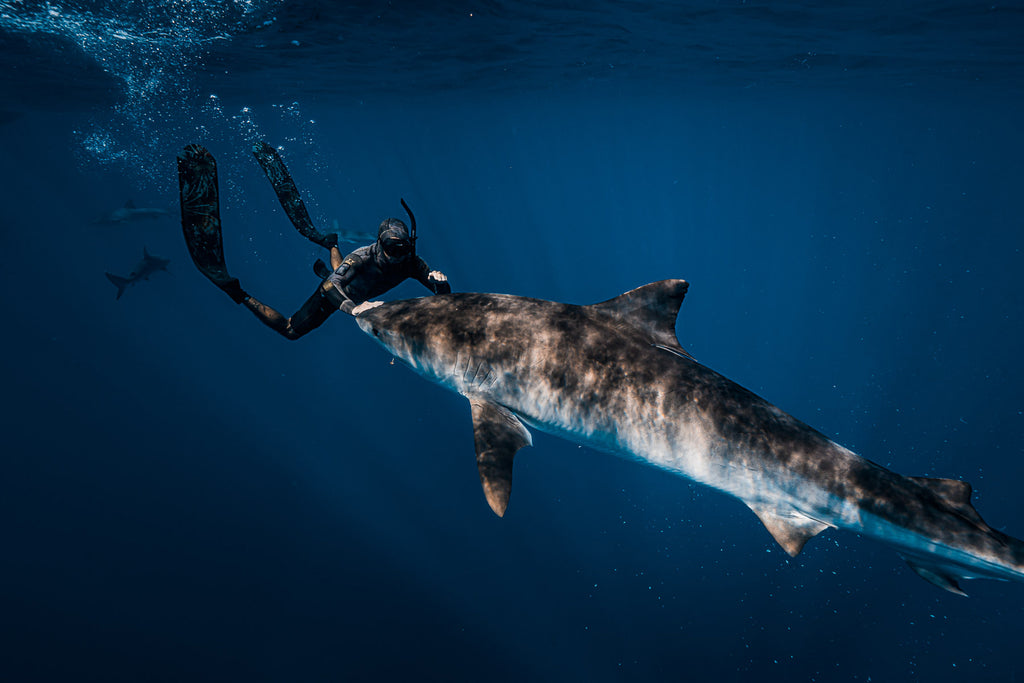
[
  {"x1": 251, "y1": 141, "x2": 336, "y2": 250},
  {"x1": 177, "y1": 144, "x2": 247, "y2": 303},
  {"x1": 469, "y1": 398, "x2": 533, "y2": 517}
]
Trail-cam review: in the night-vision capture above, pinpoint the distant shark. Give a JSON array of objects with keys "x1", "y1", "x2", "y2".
[
  {"x1": 330, "y1": 219, "x2": 377, "y2": 245},
  {"x1": 93, "y1": 200, "x2": 170, "y2": 225},
  {"x1": 105, "y1": 248, "x2": 169, "y2": 299},
  {"x1": 353, "y1": 281, "x2": 1024, "y2": 595}
]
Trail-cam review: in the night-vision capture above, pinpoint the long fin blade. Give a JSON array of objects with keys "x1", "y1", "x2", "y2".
[
  {"x1": 251, "y1": 141, "x2": 333, "y2": 249},
  {"x1": 748, "y1": 504, "x2": 831, "y2": 557},
  {"x1": 178, "y1": 144, "x2": 234, "y2": 286},
  {"x1": 469, "y1": 398, "x2": 532, "y2": 517}
]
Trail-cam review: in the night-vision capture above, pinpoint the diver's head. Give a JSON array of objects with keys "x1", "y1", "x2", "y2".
[{"x1": 377, "y1": 218, "x2": 413, "y2": 261}]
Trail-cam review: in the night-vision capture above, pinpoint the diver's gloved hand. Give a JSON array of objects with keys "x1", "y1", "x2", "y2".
[
  {"x1": 428, "y1": 270, "x2": 451, "y2": 295},
  {"x1": 350, "y1": 300, "x2": 384, "y2": 316},
  {"x1": 219, "y1": 277, "x2": 249, "y2": 304}
]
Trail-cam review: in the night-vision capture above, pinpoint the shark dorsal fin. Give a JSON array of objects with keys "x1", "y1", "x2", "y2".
[
  {"x1": 125, "y1": 200, "x2": 136, "y2": 208},
  {"x1": 588, "y1": 280, "x2": 690, "y2": 355},
  {"x1": 909, "y1": 476, "x2": 985, "y2": 526},
  {"x1": 747, "y1": 504, "x2": 832, "y2": 557},
  {"x1": 469, "y1": 398, "x2": 532, "y2": 517}
]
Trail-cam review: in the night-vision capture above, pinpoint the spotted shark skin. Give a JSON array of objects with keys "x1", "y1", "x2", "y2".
[{"x1": 354, "y1": 280, "x2": 1024, "y2": 595}]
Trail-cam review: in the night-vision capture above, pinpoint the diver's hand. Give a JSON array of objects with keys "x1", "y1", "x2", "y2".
[
  {"x1": 351, "y1": 300, "x2": 384, "y2": 316},
  {"x1": 428, "y1": 270, "x2": 451, "y2": 295}
]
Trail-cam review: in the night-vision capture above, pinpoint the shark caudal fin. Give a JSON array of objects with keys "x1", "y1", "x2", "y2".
[
  {"x1": 588, "y1": 280, "x2": 695, "y2": 360},
  {"x1": 105, "y1": 272, "x2": 130, "y2": 300}
]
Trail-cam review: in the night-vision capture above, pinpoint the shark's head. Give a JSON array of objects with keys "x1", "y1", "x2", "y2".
[
  {"x1": 355, "y1": 297, "x2": 455, "y2": 383},
  {"x1": 354, "y1": 293, "x2": 519, "y2": 393}
]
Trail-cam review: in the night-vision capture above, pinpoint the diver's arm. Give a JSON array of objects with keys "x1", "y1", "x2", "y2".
[
  {"x1": 321, "y1": 254, "x2": 366, "y2": 315},
  {"x1": 327, "y1": 253, "x2": 362, "y2": 291},
  {"x1": 411, "y1": 256, "x2": 451, "y2": 295}
]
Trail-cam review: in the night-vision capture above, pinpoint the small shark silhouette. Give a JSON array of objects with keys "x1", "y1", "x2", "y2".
[
  {"x1": 93, "y1": 200, "x2": 170, "y2": 225},
  {"x1": 105, "y1": 248, "x2": 169, "y2": 299},
  {"x1": 331, "y1": 219, "x2": 377, "y2": 245}
]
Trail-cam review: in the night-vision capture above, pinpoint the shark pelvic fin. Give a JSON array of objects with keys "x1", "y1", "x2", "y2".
[
  {"x1": 589, "y1": 280, "x2": 692, "y2": 357},
  {"x1": 908, "y1": 476, "x2": 986, "y2": 527},
  {"x1": 469, "y1": 398, "x2": 533, "y2": 517},
  {"x1": 747, "y1": 504, "x2": 831, "y2": 557},
  {"x1": 902, "y1": 557, "x2": 969, "y2": 596}
]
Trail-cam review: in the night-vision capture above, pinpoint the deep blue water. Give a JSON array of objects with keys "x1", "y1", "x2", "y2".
[{"x1": 2, "y1": 2, "x2": 1024, "y2": 681}]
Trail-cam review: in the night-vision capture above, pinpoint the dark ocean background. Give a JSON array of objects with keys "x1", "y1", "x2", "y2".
[{"x1": 2, "y1": 1, "x2": 1023, "y2": 681}]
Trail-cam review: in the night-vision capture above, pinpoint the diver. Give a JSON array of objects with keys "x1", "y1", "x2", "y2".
[
  {"x1": 177, "y1": 142, "x2": 451, "y2": 340},
  {"x1": 243, "y1": 215, "x2": 449, "y2": 339}
]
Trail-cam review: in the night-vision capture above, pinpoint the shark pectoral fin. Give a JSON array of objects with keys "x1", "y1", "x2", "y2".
[
  {"x1": 469, "y1": 398, "x2": 533, "y2": 517},
  {"x1": 902, "y1": 557, "x2": 969, "y2": 596},
  {"x1": 748, "y1": 505, "x2": 831, "y2": 557}
]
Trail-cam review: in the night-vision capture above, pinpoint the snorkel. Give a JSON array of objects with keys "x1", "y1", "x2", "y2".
[{"x1": 400, "y1": 198, "x2": 417, "y2": 257}]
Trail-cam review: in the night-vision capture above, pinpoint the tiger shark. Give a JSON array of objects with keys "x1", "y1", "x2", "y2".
[{"x1": 352, "y1": 280, "x2": 1024, "y2": 595}]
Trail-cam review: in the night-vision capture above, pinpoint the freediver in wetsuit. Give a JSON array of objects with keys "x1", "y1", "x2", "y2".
[{"x1": 177, "y1": 143, "x2": 451, "y2": 340}]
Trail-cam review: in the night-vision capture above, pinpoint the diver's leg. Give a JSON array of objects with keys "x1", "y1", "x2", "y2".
[
  {"x1": 243, "y1": 284, "x2": 340, "y2": 340},
  {"x1": 251, "y1": 142, "x2": 338, "y2": 250},
  {"x1": 178, "y1": 144, "x2": 249, "y2": 303},
  {"x1": 242, "y1": 297, "x2": 290, "y2": 335}
]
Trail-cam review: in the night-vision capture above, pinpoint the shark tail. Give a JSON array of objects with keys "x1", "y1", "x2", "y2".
[{"x1": 105, "y1": 272, "x2": 130, "y2": 300}]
